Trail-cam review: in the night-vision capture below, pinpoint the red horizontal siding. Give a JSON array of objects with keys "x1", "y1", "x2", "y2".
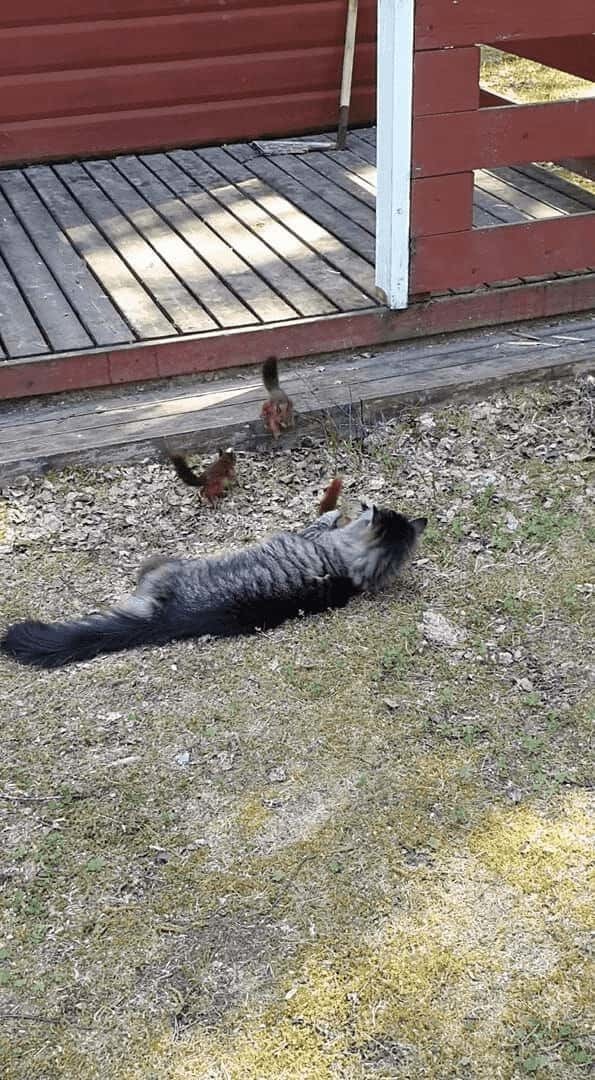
[
  {"x1": 0, "y1": 1, "x2": 376, "y2": 165},
  {"x1": 0, "y1": 0, "x2": 332, "y2": 26},
  {"x1": 0, "y1": 89, "x2": 376, "y2": 165},
  {"x1": 2, "y1": 47, "x2": 376, "y2": 123},
  {"x1": 0, "y1": 4, "x2": 377, "y2": 75}
]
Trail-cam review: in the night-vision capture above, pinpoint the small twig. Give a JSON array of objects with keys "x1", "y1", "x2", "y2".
[
  {"x1": 262, "y1": 854, "x2": 316, "y2": 914},
  {"x1": 0, "y1": 790, "x2": 103, "y2": 804},
  {"x1": 0, "y1": 1012, "x2": 61, "y2": 1024},
  {"x1": 0, "y1": 792, "x2": 62, "y2": 803}
]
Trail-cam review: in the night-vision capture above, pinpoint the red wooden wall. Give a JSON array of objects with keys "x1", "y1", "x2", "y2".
[{"x1": 0, "y1": 0, "x2": 376, "y2": 166}]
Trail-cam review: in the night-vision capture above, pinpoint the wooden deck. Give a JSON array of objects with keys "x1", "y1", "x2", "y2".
[
  {"x1": 0, "y1": 126, "x2": 594, "y2": 399},
  {"x1": 0, "y1": 312, "x2": 593, "y2": 484}
]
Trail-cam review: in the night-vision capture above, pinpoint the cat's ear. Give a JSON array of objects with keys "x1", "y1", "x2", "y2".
[{"x1": 411, "y1": 516, "x2": 428, "y2": 536}]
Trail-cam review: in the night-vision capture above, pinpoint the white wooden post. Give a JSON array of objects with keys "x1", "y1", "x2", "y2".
[{"x1": 375, "y1": 0, "x2": 415, "y2": 309}]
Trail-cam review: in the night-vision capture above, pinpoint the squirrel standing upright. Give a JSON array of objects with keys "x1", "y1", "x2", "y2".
[{"x1": 261, "y1": 357, "x2": 294, "y2": 438}]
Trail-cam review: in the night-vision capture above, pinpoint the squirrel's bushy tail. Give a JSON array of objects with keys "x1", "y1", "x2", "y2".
[
  {"x1": 170, "y1": 455, "x2": 206, "y2": 489},
  {"x1": 262, "y1": 356, "x2": 280, "y2": 393}
]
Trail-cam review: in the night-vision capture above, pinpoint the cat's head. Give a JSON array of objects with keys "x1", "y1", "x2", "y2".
[{"x1": 360, "y1": 503, "x2": 427, "y2": 551}]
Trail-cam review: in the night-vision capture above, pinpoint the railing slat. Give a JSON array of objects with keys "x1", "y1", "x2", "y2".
[
  {"x1": 411, "y1": 214, "x2": 595, "y2": 292},
  {"x1": 413, "y1": 98, "x2": 595, "y2": 176}
]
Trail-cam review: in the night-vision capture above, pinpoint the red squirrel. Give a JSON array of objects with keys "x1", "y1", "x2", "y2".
[
  {"x1": 169, "y1": 448, "x2": 236, "y2": 504},
  {"x1": 318, "y1": 477, "x2": 343, "y2": 515},
  {"x1": 261, "y1": 357, "x2": 294, "y2": 438}
]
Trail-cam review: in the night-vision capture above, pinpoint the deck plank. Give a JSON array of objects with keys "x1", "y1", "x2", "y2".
[
  {"x1": 167, "y1": 146, "x2": 345, "y2": 313},
  {"x1": 266, "y1": 153, "x2": 376, "y2": 235},
  {"x1": 286, "y1": 152, "x2": 377, "y2": 218},
  {"x1": 0, "y1": 188, "x2": 92, "y2": 352},
  {"x1": 353, "y1": 127, "x2": 376, "y2": 146},
  {"x1": 473, "y1": 179, "x2": 531, "y2": 225},
  {"x1": 225, "y1": 145, "x2": 377, "y2": 269},
  {"x1": 473, "y1": 204, "x2": 501, "y2": 227},
  {"x1": 319, "y1": 147, "x2": 377, "y2": 195},
  {"x1": 247, "y1": 156, "x2": 377, "y2": 263},
  {"x1": 26, "y1": 166, "x2": 176, "y2": 341},
  {"x1": 0, "y1": 124, "x2": 592, "y2": 372},
  {"x1": 0, "y1": 251, "x2": 49, "y2": 358},
  {"x1": 115, "y1": 155, "x2": 299, "y2": 324},
  {"x1": 184, "y1": 147, "x2": 376, "y2": 306},
  {"x1": 0, "y1": 169, "x2": 132, "y2": 348},
  {"x1": 135, "y1": 152, "x2": 329, "y2": 320},
  {"x1": 88, "y1": 157, "x2": 266, "y2": 329},
  {"x1": 472, "y1": 169, "x2": 566, "y2": 221},
  {"x1": 84, "y1": 160, "x2": 231, "y2": 333},
  {"x1": 496, "y1": 165, "x2": 593, "y2": 216},
  {"x1": 55, "y1": 162, "x2": 223, "y2": 334},
  {"x1": 341, "y1": 132, "x2": 377, "y2": 167},
  {"x1": 515, "y1": 164, "x2": 595, "y2": 211}
]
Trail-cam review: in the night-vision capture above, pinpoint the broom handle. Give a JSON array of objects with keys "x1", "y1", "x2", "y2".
[{"x1": 336, "y1": 0, "x2": 359, "y2": 149}]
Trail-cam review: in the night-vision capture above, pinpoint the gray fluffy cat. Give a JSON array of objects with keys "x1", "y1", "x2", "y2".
[{"x1": 1, "y1": 504, "x2": 427, "y2": 669}]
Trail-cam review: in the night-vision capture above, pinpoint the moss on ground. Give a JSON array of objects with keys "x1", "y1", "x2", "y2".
[{"x1": 1, "y1": 378, "x2": 593, "y2": 1078}]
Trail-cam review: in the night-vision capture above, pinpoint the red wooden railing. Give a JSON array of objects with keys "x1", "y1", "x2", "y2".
[{"x1": 408, "y1": 0, "x2": 595, "y2": 295}]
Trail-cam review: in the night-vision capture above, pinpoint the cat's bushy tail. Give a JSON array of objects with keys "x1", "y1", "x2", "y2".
[{"x1": 1, "y1": 608, "x2": 170, "y2": 669}]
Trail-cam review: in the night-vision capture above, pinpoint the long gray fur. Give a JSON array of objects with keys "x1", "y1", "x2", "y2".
[{"x1": 1, "y1": 505, "x2": 426, "y2": 669}]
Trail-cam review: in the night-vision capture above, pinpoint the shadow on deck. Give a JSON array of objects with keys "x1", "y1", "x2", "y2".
[{"x1": 0, "y1": 127, "x2": 594, "y2": 401}]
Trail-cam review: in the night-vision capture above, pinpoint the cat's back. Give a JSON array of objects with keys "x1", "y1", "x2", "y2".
[{"x1": 178, "y1": 528, "x2": 321, "y2": 601}]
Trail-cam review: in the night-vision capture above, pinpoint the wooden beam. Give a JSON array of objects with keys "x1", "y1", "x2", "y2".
[
  {"x1": 410, "y1": 174, "x2": 473, "y2": 237},
  {"x1": 413, "y1": 47, "x2": 479, "y2": 116},
  {"x1": 375, "y1": 0, "x2": 414, "y2": 309},
  {"x1": 1, "y1": 274, "x2": 594, "y2": 401},
  {"x1": 3, "y1": 336, "x2": 593, "y2": 483},
  {"x1": 478, "y1": 93, "x2": 595, "y2": 182},
  {"x1": 413, "y1": 98, "x2": 595, "y2": 176},
  {"x1": 415, "y1": 0, "x2": 595, "y2": 49},
  {"x1": 479, "y1": 89, "x2": 513, "y2": 107},
  {"x1": 411, "y1": 214, "x2": 595, "y2": 292},
  {"x1": 502, "y1": 35, "x2": 595, "y2": 82}
]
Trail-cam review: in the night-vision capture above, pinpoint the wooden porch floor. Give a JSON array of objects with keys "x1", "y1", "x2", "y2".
[{"x1": 1, "y1": 127, "x2": 594, "y2": 367}]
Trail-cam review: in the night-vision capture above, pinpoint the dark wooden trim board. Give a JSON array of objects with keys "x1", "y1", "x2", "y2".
[
  {"x1": 0, "y1": 273, "x2": 594, "y2": 403},
  {"x1": 1, "y1": 313, "x2": 593, "y2": 483}
]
